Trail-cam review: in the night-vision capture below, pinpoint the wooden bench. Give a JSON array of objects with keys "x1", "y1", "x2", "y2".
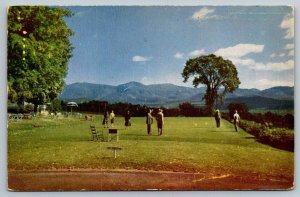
[{"x1": 90, "y1": 126, "x2": 104, "y2": 141}]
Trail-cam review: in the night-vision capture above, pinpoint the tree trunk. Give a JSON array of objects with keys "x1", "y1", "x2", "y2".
[
  {"x1": 205, "y1": 88, "x2": 217, "y2": 116},
  {"x1": 34, "y1": 103, "x2": 38, "y2": 113},
  {"x1": 207, "y1": 100, "x2": 215, "y2": 116}
]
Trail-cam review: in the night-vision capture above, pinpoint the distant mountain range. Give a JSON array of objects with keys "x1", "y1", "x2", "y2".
[{"x1": 59, "y1": 81, "x2": 294, "y2": 109}]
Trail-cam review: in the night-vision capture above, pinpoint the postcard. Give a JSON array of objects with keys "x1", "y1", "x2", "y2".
[{"x1": 7, "y1": 5, "x2": 294, "y2": 191}]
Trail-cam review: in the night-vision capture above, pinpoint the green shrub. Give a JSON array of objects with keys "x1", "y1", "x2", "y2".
[
  {"x1": 24, "y1": 103, "x2": 34, "y2": 113},
  {"x1": 239, "y1": 120, "x2": 294, "y2": 151}
]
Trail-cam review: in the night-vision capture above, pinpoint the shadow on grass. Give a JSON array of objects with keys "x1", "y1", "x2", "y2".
[
  {"x1": 243, "y1": 134, "x2": 293, "y2": 152},
  {"x1": 222, "y1": 119, "x2": 295, "y2": 153},
  {"x1": 256, "y1": 139, "x2": 294, "y2": 152}
]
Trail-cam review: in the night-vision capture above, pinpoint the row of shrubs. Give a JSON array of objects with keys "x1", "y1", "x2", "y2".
[
  {"x1": 223, "y1": 113, "x2": 294, "y2": 152},
  {"x1": 239, "y1": 112, "x2": 294, "y2": 129},
  {"x1": 240, "y1": 120, "x2": 294, "y2": 151},
  {"x1": 226, "y1": 102, "x2": 294, "y2": 129}
]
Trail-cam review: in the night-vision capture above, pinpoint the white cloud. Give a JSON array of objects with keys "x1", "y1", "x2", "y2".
[
  {"x1": 280, "y1": 12, "x2": 294, "y2": 39},
  {"x1": 191, "y1": 7, "x2": 216, "y2": 21},
  {"x1": 230, "y1": 58, "x2": 256, "y2": 66},
  {"x1": 285, "y1": 43, "x2": 294, "y2": 50},
  {"x1": 288, "y1": 50, "x2": 294, "y2": 56},
  {"x1": 214, "y1": 44, "x2": 293, "y2": 71},
  {"x1": 174, "y1": 52, "x2": 184, "y2": 59},
  {"x1": 254, "y1": 79, "x2": 294, "y2": 90},
  {"x1": 132, "y1": 55, "x2": 151, "y2": 62},
  {"x1": 189, "y1": 49, "x2": 205, "y2": 57},
  {"x1": 214, "y1": 44, "x2": 264, "y2": 59},
  {"x1": 252, "y1": 60, "x2": 294, "y2": 71},
  {"x1": 140, "y1": 73, "x2": 189, "y2": 87},
  {"x1": 230, "y1": 57, "x2": 293, "y2": 72}
]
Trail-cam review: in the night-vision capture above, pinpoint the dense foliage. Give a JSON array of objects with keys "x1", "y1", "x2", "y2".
[
  {"x1": 239, "y1": 120, "x2": 294, "y2": 152},
  {"x1": 62, "y1": 101, "x2": 149, "y2": 117},
  {"x1": 8, "y1": 6, "x2": 74, "y2": 111},
  {"x1": 227, "y1": 102, "x2": 249, "y2": 118},
  {"x1": 222, "y1": 102, "x2": 294, "y2": 151},
  {"x1": 63, "y1": 100, "x2": 212, "y2": 117},
  {"x1": 182, "y1": 54, "x2": 240, "y2": 115},
  {"x1": 48, "y1": 98, "x2": 62, "y2": 114},
  {"x1": 225, "y1": 102, "x2": 294, "y2": 129}
]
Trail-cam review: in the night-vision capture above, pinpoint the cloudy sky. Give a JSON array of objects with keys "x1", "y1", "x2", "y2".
[{"x1": 63, "y1": 6, "x2": 294, "y2": 90}]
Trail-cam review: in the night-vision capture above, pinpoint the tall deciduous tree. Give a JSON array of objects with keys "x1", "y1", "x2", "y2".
[
  {"x1": 8, "y1": 6, "x2": 74, "y2": 111},
  {"x1": 182, "y1": 54, "x2": 240, "y2": 115}
]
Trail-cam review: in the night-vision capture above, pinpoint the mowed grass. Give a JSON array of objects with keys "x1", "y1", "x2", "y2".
[{"x1": 8, "y1": 116, "x2": 294, "y2": 178}]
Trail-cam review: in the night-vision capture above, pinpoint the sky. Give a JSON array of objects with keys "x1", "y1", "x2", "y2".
[{"x1": 63, "y1": 6, "x2": 294, "y2": 90}]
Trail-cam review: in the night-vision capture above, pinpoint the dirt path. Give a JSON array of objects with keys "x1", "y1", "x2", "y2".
[{"x1": 8, "y1": 169, "x2": 293, "y2": 191}]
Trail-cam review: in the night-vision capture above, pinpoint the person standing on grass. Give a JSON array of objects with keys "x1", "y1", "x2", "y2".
[
  {"x1": 233, "y1": 110, "x2": 240, "y2": 132},
  {"x1": 124, "y1": 110, "x2": 131, "y2": 130},
  {"x1": 110, "y1": 110, "x2": 115, "y2": 128},
  {"x1": 156, "y1": 109, "x2": 164, "y2": 136},
  {"x1": 102, "y1": 111, "x2": 109, "y2": 128},
  {"x1": 146, "y1": 109, "x2": 153, "y2": 135},
  {"x1": 214, "y1": 109, "x2": 221, "y2": 128}
]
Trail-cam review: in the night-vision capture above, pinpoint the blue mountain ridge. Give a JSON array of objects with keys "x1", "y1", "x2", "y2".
[{"x1": 59, "y1": 81, "x2": 294, "y2": 109}]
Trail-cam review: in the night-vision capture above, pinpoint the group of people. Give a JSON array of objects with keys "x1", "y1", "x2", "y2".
[
  {"x1": 101, "y1": 108, "x2": 165, "y2": 136},
  {"x1": 102, "y1": 110, "x2": 131, "y2": 129},
  {"x1": 102, "y1": 108, "x2": 239, "y2": 134},
  {"x1": 146, "y1": 108, "x2": 164, "y2": 136},
  {"x1": 214, "y1": 109, "x2": 240, "y2": 132},
  {"x1": 102, "y1": 110, "x2": 115, "y2": 128}
]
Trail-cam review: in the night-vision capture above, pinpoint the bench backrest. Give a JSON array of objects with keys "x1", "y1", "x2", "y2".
[{"x1": 90, "y1": 126, "x2": 97, "y2": 134}]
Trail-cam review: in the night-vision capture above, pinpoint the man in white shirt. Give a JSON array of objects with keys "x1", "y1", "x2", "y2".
[{"x1": 233, "y1": 110, "x2": 240, "y2": 132}]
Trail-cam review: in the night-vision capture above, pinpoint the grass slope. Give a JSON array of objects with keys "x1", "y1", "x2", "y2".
[{"x1": 8, "y1": 116, "x2": 294, "y2": 179}]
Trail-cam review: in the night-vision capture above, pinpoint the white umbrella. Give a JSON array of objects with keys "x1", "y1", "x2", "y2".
[{"x1": 67, "y1": 102, "x2": 78, "y2": 113}]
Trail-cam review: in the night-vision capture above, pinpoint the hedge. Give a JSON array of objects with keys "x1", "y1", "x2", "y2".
[{"x1": 222, "y1": 113, "x2": 294, "y2": 152}]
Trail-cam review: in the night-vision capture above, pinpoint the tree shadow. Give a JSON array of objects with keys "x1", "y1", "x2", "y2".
[{"x1": 256, "y1": 139, "x2": 294, "y2": 152}]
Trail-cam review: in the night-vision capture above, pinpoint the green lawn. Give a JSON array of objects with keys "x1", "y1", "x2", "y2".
[{"x1": 8, "y1": 116, "x2": 294, "y2": 179}]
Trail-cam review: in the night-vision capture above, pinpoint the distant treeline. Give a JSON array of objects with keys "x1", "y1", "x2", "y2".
[
  {"x1": 61, "y1": 100, "x2": 211, "y2": 117},
  {"x1": 64, "y1": 100, "x2": 148, "y2": 117},
  {"x1": 61, "y1": 100, "x2": 293, "y2": 129},
  {"x1": 224, "y1": 103, "x2": 294, "y2": 129}
]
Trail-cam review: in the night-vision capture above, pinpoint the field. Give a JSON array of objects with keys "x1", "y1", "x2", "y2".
[{"x1": 7, "y1": 115, "x2": 294, "y2": 190}]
